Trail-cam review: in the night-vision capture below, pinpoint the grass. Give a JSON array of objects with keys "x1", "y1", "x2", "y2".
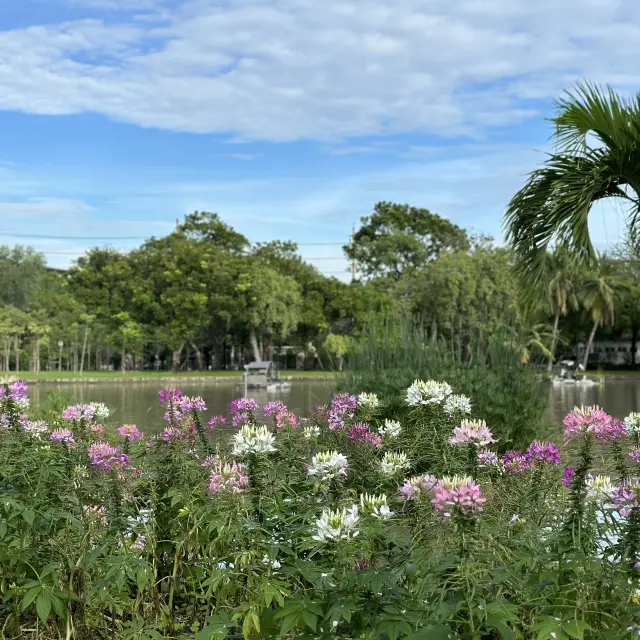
[{"x1": 5, "y1": 369, "x2": 335, "y2": 382}]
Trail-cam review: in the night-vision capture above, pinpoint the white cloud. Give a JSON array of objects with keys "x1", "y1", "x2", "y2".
[{"x1": 0, "y1": 0, "x2": 639, "y2": 141}]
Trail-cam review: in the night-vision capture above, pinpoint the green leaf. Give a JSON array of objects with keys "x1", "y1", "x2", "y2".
[
  {"x1": 35, "y1": 590, "x2": 51, "y2": 623},
  {"x1": 279, "y1": 611, "x2": 300, "y2": 636},
  {"x1": 302, "y1": 609, "x2": 317, "y2": 631},
  {"x1": 407, "y1": 624, "x2": 457, "y2": 639},
  {"x1": 136, "y1": 566, "x2": 149, "y2": 591},
  {"x1": 22, "y1": 508, "x2": 35, "y2": 526},
  {"x1": 21, "y1": 586, "x2": 40, "y2": 611},
  {"x1": 562, "y1": 620, "x2": 592, "y2": 640}
]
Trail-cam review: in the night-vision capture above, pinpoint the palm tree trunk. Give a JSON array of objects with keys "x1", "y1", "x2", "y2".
[
  {"x1": 80, "y1": 326, "x2": 89, "y2": 374},
  {"x1": 547, "y1": 311, "x2": 560, "y2": 373},
  {"x1": 582, "y1": 320, "x2": 599, "y2": 370}
]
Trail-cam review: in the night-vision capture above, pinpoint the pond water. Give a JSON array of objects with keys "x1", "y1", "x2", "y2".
[{"x1": 25, "y1": 378, "x2": 640, "y2": 432}]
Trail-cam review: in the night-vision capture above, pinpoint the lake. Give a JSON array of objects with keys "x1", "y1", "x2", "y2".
[{"x1": 25, "y1": 378, "x2": 640, "y2": 432}]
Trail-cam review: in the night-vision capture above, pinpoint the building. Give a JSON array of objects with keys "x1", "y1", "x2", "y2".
[{"x1": 572, "y1": 340, "x2": 640, "y2": 367}]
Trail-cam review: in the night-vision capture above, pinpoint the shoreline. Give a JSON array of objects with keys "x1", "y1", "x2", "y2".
[{"x1": 9, "y1": 373, "x2": 336, "y2": 385}]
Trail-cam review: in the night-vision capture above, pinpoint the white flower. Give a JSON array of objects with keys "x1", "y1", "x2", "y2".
[
  {"x1": 21, "y1": 420, "x2": 49, "y2": 439},
  {"x1": 232, "y1": 425, "x2": 277, "y2": 456},
  {"x1": 380, "y1": 451, "x2": 410, "y2": 475},
  {"x1": 303, "y1": 425, "x2": 321, "y2": 439},
  {"x1": 89, "y1": 402, "x2": 110, "y2": 420},
  {"x1": 357, "y1": 392, "x2": 380, "y2": 410},
  {"x1": 360, "y1": 493, "x2": 394, "y2": 519},
  {"x1": 307, "y1": 450, "x2": 349, "y2": 481},
  {"x1": 587, "y1": 475, "x2": 616, "y2": 504},
  {"x1": 312, "y1": 505, "x2": 360, "y2": 542},
  {"x1": 624, "y1": 413, "x2": 640, "y2": 435},
  {"x1": 262, "y1": 555, "x2": 281, "y2": 569},
  {"x1": 405, "y1": 380, "x2": 452, "y2": 407},
  {"x1": 443, "y1": 394, "x2": 472, "y2": 416},
  {"x1": 15, "y1": 398, "x2": 30, "y2": 412},
  {"x1": 378, "y1": 419, "x2": 402, "y2": 438}
]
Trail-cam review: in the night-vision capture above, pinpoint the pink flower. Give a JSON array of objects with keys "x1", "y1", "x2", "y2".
[
  {"x1": 177, "y1": 396, "x2": 207, "y2": 413},
  {"x1": 208, "y1": 415, "x2": 226, "y2": 432},
  {"x1": 158, "y1": 388, "x2": 183, "y2": 404},
  {"x1": 432, "y1": 477, "x2": 486, "y2": 518},
  {"x1": 118, "y1": 424, "x2": 143, "y2": 442},
  {"x1": 230, "y1": 398, "x2": 258, "y2": 414},
  {"x1": 449, "y1": 420, "x2": 496, "y2": 446},
  {"x1": 399, "y1": 474, "x2": 438, "y2": 501},
  {"x1": 62, "y1": 404, "x2": 96, "y2": 422},
  {"x1": 207, "y1": 460, "x2": 249, "y2": 495},
  {"x1": 275, "y1": 409, "x2": 298, "y2": 429},
  {"x1": 562, "y1": 405, "x2": 620, "y2": 441},
  {"x1": 630, "y1": 448, "x2": 640, "y2": 463},
  {"x1": 348, "y1": 422, "x2": 382, "y2": 448},
  {"x1": 477, "y1": 450, "x2": 499, "y2": 467},
  {"x1": 131, "y1": 468, "x2": 141, "y2": 478},
  {"x1": 91, "y1": 424, "x2": 105, "y2": 434}
]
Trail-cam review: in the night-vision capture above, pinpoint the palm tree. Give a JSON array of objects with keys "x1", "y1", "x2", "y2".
[
  {"x1": 579, "y1": 263, "x2": 621, "y2": 369},
  {"x1": 544, "y1": 250, "x2": 579, "y2": 372},
  {"x1": 505, "y1": 82, "x2": 640, "y2": 277}
]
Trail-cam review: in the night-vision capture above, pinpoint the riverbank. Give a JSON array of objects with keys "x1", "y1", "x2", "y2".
[{"x1": 3, "y1": 370, "x2": 336, "y2": 384}]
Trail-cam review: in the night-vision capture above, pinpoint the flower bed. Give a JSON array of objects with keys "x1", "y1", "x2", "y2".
[{"x1": 1, "y1": 380, "x2": 640, "y2": 638}]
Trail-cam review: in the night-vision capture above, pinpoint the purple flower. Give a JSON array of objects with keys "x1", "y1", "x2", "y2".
[
  {"x1": 348, "y1": 422, "x2": 382, "y2": 448},
  {"x1": 399, "y1": 474, "x2": 438, "y2": 501},
  {"x1": 231, "y1": 411, "x2": 251, "y2": 428},
  {"x1": 630, "y1": 448, "x2": 640, "y2": 463},
  {"x1": 230, "y1": 398, "x2": 258, "y2": 414},
  {"x1": 162, "y1": 426, "x2": 183, "y2": 442},
  {"x1": 158, "y1": 388, "x2": 183, "y2": 404},
  {"x1": 275, "y1": 409, "x2": 298, "y2": 429},
  {"x1": 207, "y1": 460, "x2": 249, "y2": 494},
  {"x1": 8, "y1": 381, "x2": 28, "y2": 401},
  {"x1": 327, "y1": 393, "x2": 356, "y2": 432},
  {"x1": 88, "y1": 441, "x2": 128, "y2": 471},
  {"x1": 503, "y1": 450, "x2": 532, "y2": 475},
  {"x1": 177, "y1": 396, "x2": 207, "y2": 413},
  {"x1": 525, "y1": 440, "x2": 561, "y2": 465},
  {"x1": 562, "y1": 465, "x2": 575, "y2": 488},
  {"x1": 477, "y1": 450, "x2": 499, "y2": 467},
  {"x1": 264, "y1": 401, "x2": 287, "y2": 417},
  {"x1": 50, "y1": 428, "x2": 75, "y2": 444},
  {"x1": 118, "y1": 424, "x2": 143, "y2": 442},
  {"x1": 201, "y1": 455, "x2": 220, "y2": 468},
  {"x1": 613, "y1": 480, "x2": 640, "y2": 517},
  {"x1": 0, "y1": 413, "x2": 9, "y2": 430}
]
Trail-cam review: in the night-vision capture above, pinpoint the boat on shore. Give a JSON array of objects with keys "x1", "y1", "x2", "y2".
[{"x1": 238, "y1": 361, "x2": 293, "y2": 392}]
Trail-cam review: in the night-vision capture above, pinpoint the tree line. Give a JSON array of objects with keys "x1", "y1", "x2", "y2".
[{"x1": 0, "y1": 202, "x2": 638, "y2": 373}]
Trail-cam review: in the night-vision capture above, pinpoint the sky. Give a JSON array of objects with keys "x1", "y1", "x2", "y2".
[{"x1": 0, "y1": 0, "x2": 638, "y2": 277}]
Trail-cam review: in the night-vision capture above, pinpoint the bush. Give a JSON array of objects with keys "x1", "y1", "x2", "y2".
[
  {"x1": 0, "y1": 381, "x2": 639, "y2": 639},
  {"x1": 340, "y1": 321, "x2": 553, "y2": 450}
]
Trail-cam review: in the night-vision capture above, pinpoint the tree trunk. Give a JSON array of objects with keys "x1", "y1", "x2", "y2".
[
  {"x1": 547, "y1": 311, "x2": 561, "y2": 373},
  {"x1": 582, "y1": 320, "x2": 599, "y2": 370},
  {"x1": 14, "y1": 337, "x2": 19, "y2": 373},
  {"x1": 80, "y1": 326, "x2": 89, "y2": 374},
  {"x1": 337, "y1": 354, "x2": 344, "y2": 372},
  {"x1": 190, "y1": 342, "x2": 203, "y2": 370},
  {"x1": 249, "y1": 328, "x2": 262, "y2": 362},
  {"x1": 121, "y1": 338, "x2": 126, "y2": 373},
  {"x1": 632, "y1": 321, "x2": 639, "y2": 370},
  {"x1": 171, "y1": 343, "x2": 184, "y2": 371}
]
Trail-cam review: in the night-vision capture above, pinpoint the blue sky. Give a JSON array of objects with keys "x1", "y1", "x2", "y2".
[{"x1": 0, "y1": 0, "x2": 638, "y2": 277}]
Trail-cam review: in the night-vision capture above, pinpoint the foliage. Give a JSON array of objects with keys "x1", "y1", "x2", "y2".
[
  {"x1": 1, "y1": 381, "x2": 640, "y2": 638},
  {"x1": 345, "y1": 201, "x2": 469, "y2": 279},
  {"x1": 505, "y1": 82, "x2": 640, "y2": 280}
]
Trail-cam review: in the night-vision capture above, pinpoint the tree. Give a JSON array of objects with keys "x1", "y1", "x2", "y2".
[
  {"x1": 579, "y1": 262, "x2": 621, "y2": 369},
  {"x1": 177, "y1": 211, "x2": 249, "y2": 254},
  {"x1": 345, "y1": 201, "x2": 469, "y2": 279},
  {"x1": 324, "y1": 334, "x2": 353, "y2": 371},
  {"x1": 543, "y1": 250, "x2": 579, "y2": 372},
  {"x1": 506, "y1": 82, "x2": 640, "y2": 278},
  {"x1": 237, "y1": 264, "x2": 302, "y2": 362}
]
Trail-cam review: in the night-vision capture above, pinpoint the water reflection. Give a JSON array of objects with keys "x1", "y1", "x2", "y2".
[
  {"x1": 28, "y1": 380, "x2": 335, "y2": 432},
  {"x1": 26, "y1": 378, "x2": 640, "y2": 433}
]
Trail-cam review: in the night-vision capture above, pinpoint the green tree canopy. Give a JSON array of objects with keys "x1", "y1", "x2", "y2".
[{"x1": 345, "y1": 201, "x2": 469, "y2": 279}]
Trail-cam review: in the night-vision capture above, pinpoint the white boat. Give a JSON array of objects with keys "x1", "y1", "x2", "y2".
[{"x1": 239, "y1": 361, "x2": 292, "y2": 390}]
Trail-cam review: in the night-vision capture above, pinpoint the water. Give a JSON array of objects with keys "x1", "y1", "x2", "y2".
[
  {"x1": 27, "y1": 380, "x2": 335, "y2": 431},
  {"x1": 547, "y1": 379, "x2": 640, "y2": 424},
  {"x1": 26, "y1": 378, "x2": 640, "y2": 432}
]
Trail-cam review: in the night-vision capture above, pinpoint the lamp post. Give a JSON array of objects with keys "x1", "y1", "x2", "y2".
[{"x1": 58, "y1": 341, "x2": 63, "y2": 373}]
